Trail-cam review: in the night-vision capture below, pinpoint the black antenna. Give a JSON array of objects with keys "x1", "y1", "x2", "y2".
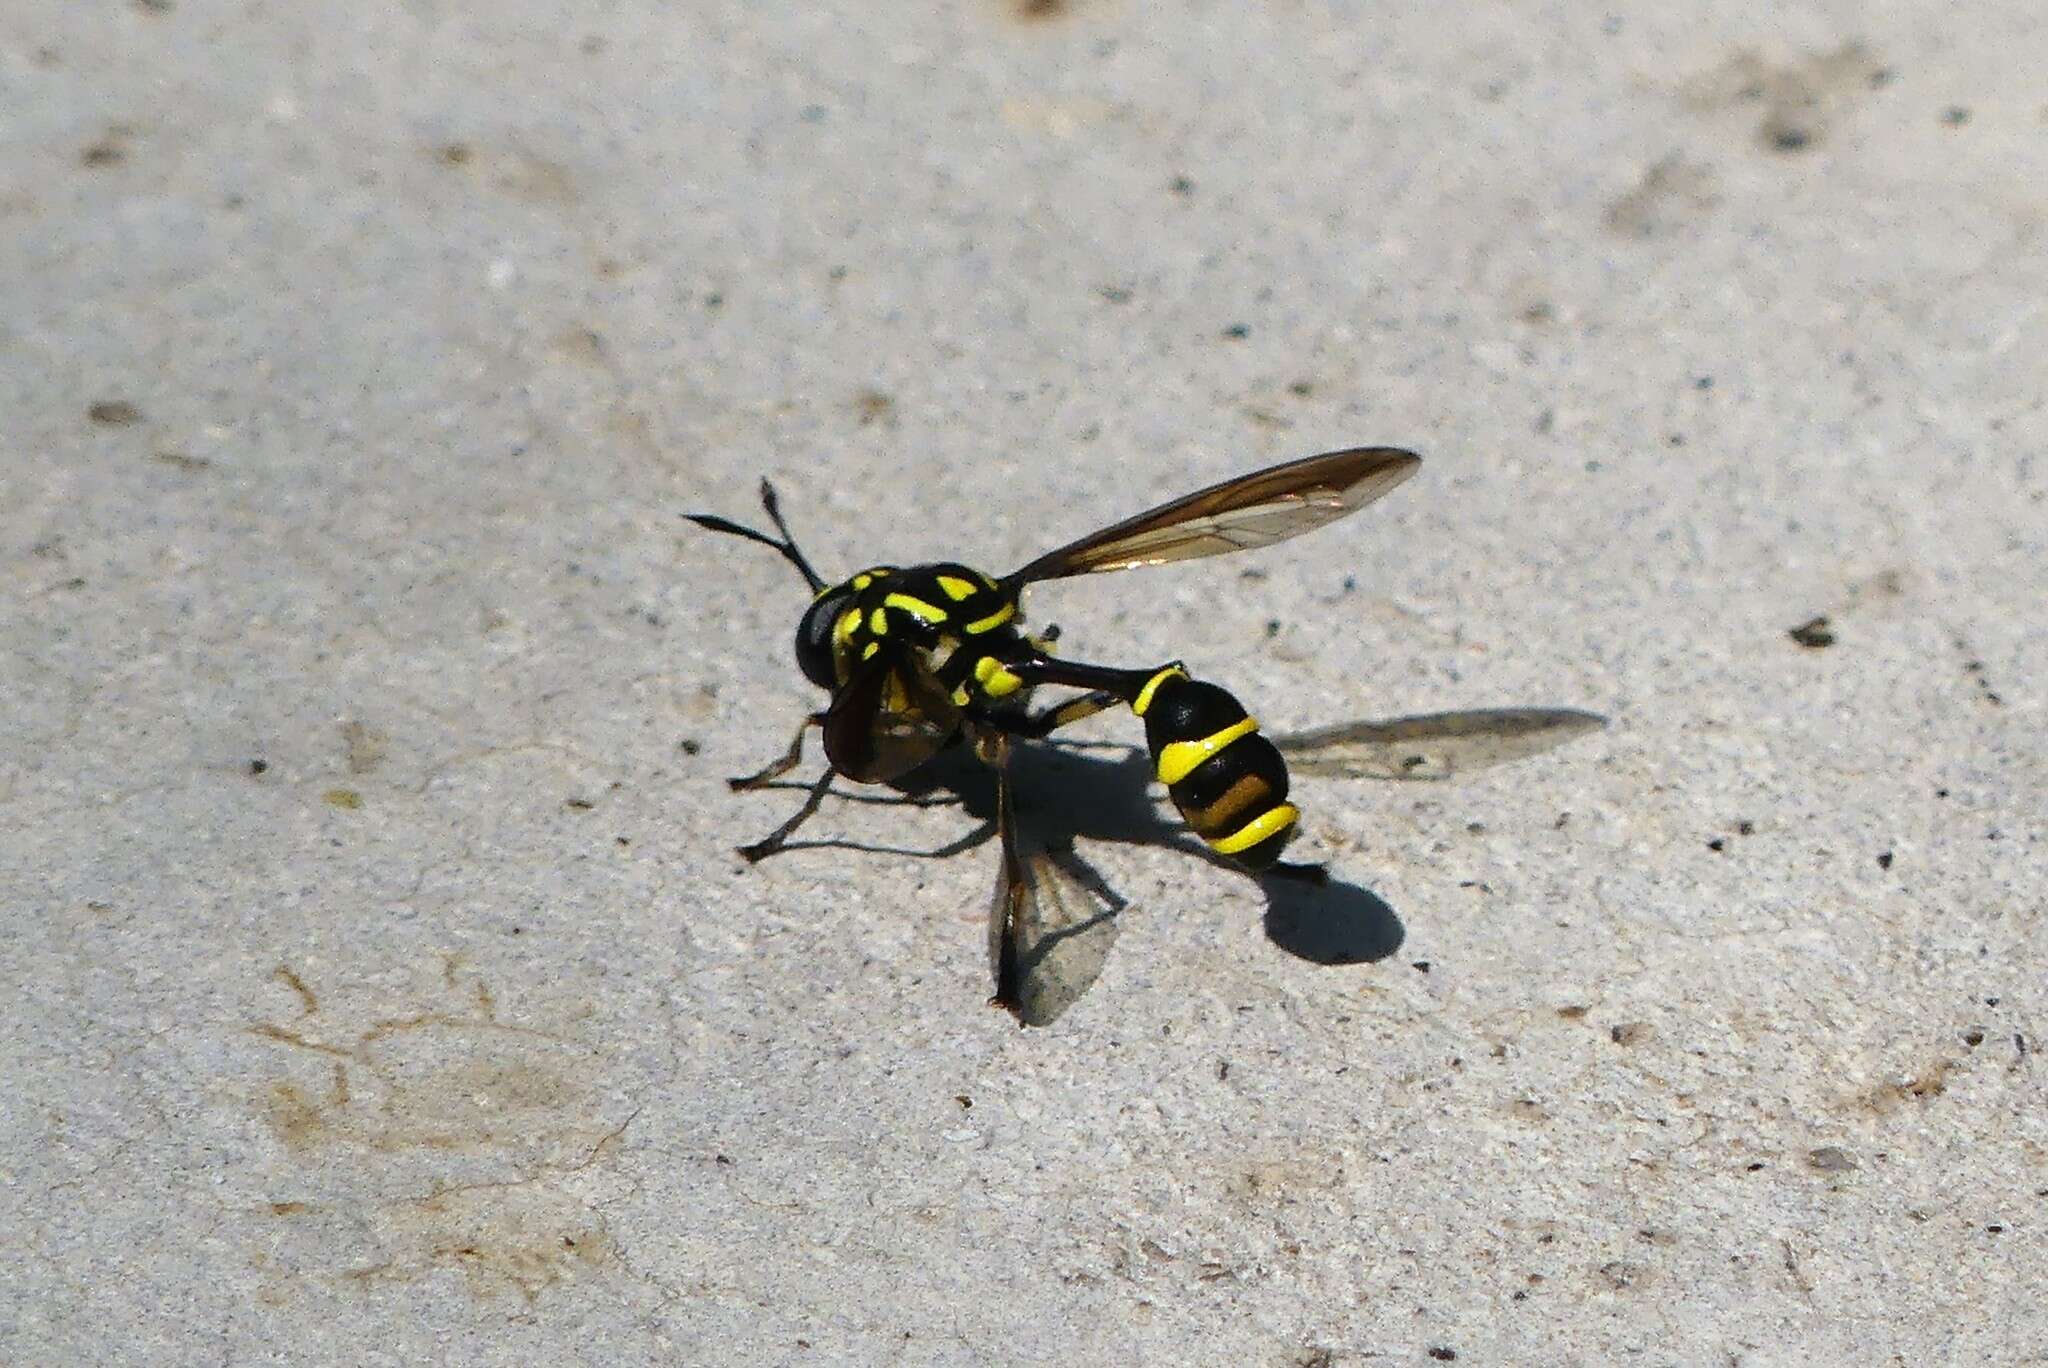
[{"x1": 684, "y1": 479, "x2": 826, "y2": 592}]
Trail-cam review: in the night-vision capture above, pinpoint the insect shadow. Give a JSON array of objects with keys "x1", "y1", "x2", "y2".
[{"x1": 749, "y1": 705, "x2": 1607, "y2": 982}]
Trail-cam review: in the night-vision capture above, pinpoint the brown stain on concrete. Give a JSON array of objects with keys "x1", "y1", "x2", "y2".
[
  {"x1": 246, "y1": 961, "x2": 635, "y2": 1303},
  {"x1": 1606, "y1": 156, "x2": 1720, "y2": 239},
  {"x1": 341, "y1": 720, "x2": 388, "y2": 775},
  {"x1": 427, "y1": 139, "x2": 580, "y2": 206},
  {"x1": 1684, "y1": 41, "x2": 1888, "y2": 155}
]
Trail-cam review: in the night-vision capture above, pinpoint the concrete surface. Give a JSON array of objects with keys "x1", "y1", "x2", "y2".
[{"x1": 3, "y1": 1, "x2": 2043, "y2": 1363}]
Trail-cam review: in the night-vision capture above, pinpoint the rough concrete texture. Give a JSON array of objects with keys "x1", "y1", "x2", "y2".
[{"x1": 3, "y1": 1, "x2": 2043, "y2": 1363}]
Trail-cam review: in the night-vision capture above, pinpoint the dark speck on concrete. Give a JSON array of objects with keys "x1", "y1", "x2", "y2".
[
  {"x1": 1766, "y1": 122, "x2": 1813, "y2": 152},
  {"x1": 1788, "y1": 616, "x2": 1835, "y2": 648}
]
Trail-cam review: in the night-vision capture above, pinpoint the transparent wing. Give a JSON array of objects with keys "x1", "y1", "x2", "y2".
[
  {"x1": 988, "y1": 738, "x2": 1126, "y2": 1027},
  {"x1": 1273, "y1": 708, "x2": 1607, "y2": 780},
  {"x1": 823, "y1": 649, "x2": 961, "y2": 783},
  {"x1": 1006, "y1": 446, "x2": 1420, "y2": 583}
]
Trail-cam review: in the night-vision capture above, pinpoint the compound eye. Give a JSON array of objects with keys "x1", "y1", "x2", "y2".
[{"x1": 795, "y1": 590, "x2": 850, "y2": 690}]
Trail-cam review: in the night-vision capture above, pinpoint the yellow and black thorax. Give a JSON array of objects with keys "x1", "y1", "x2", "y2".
[{"x1": 794, "y1": 562, "x2": 1038, "y2": 709}]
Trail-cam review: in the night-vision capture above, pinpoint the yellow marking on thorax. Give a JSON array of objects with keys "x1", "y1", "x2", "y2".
[
  {"x1": 835, "y1": 609, "x2": 862, "y2": 644},
  {"x1": 936, "y1": 575, "x2": 978, "y2": 602},
  {"x1": 1131, "y1": 666, "x2": 1188, "y2": 718},
  {"x1": 852, "y1": 572, "x2": 874, "y2": 591},
  {"x1": 883, "y1": 592, "x2": 948, "y2": 624},
  {"x1": 868, "y1": 607, "x2": 889, "y2": 635},
  {"x1": 973, "y1": 654, "x2": 1024, "y2": 698},
  {"x1": 861, "y1": 642, "x2": 881, "y2": 659},
  {"x1": 1209, "y1": 803, "x2": 1297, "y2": 856},
  {"x1": 963, "y1": 601, "x2": 1017, "y2": 634},
  {"x1": 1156, "y1": 715, "x2": 1259, "y2": 786}
]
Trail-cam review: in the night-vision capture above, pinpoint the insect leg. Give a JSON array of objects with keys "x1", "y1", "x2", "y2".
[
  {"x1": 1005, "y1": 689, "x2": 1126, "y2": 740},
  {"x1": 728, "y1": 715, "x2": 821, "y2": 791},
  {"x1": 738, "y1": 765, "x2": 838, "y2": 863}
]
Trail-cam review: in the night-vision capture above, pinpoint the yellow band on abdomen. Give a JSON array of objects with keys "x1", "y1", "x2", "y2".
[
  {"x1": 1209, "y1": 803, "x2": 1297, "y2": 855},
  {"x1": 1131, "y1": 665, "x2": 1186, "y2": 717},
  {"x1": 1155, "y1": 715, "x2": 1258, "y2": 786}
]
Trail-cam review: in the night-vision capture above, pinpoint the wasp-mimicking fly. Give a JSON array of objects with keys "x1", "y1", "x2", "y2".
[{"x1": 689, "y1": 447, "x2": 1424, "y2": 1023}]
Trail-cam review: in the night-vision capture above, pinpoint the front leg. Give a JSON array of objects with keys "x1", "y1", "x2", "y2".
[
  {"x1": 738, "y1": 764, "x2": 838, "y2": 862},
  {"x1": 729, "y1": 715, "x2": 821, "y2": 791}
]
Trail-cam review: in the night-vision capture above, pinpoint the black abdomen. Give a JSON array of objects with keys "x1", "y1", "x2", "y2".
[{"x1": 1132, "y1": 667, "x2": 1297, "y2": 870}]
